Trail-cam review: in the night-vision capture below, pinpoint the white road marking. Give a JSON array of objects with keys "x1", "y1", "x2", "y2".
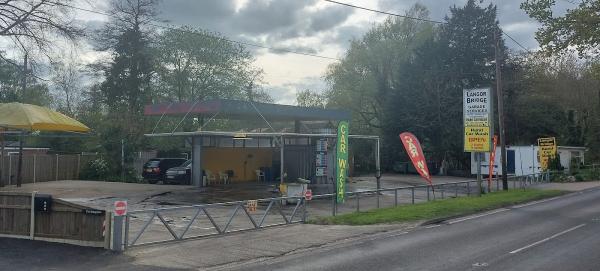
[
  {"x1": 447, "y1": 208, "x2": 509, "y2": 224},
  {"x1": 509, "y1": 224, "x2": 587, "y2": 254},
  {"x1": 425, "y1": 225, "x2": 441, "y2": 229},
  {"x1": 511, "y1": 197, "x2": 561, "y2": 209}
]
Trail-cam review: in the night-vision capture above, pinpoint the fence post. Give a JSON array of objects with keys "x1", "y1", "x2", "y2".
[
  {"x1": 76, "y1": 154, "x2": 81, "y2": 179},
  {"x1": 467, "y1": 182, "x2": 470, "y2": 195},
  {"x1": 356, "y1": 193, "x2": 360, "y2": 212},
  {"x1": 441, "y1": 184, "x2": 445, "y2": 199},
  {"x1": 112, "y1": 213, "x2": 124, "y2": 252},
  {"x1": 455, "y1": 183, "x2": 458, "y2": 197},
  {"x1": 8, "y1": 155, "x2": 11, "y2": 185},
  {"x1": 411, "y1": 187, "x2": 415, "y2": 204},
  {"x1": 30, "y1": 191, "x2": 36, "y2": 240},
  {"x1": 427, "y1": 186, "x2": 430, "y2": 201},
  {"x1": 33, "y1": 155, "x2": 36, "y2": 183},
  {"x1": 394, "y1": 189, "x2": 398, "y2": 207},
  {"x1": 55, "y1": 154, "x2": 59, "y2": 181}
]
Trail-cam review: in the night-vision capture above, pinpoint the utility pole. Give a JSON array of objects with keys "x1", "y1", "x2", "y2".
[
  {"x1": 495, "y1": 30, "x2": 508, "y2": 190},
  {"x1": 16, "y1": 53, "x2": 28, "y2": 188},
  {"x1": 121, "y1": 139, "x2": 125, "y2": 182}
]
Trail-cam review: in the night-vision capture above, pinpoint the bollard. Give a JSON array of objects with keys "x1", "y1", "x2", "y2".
[
  {"x1": 356, "y1": 193, "x2": 360, "y2": 212},
  {"x1": 411, "y1": 187, "x2": 415, "y2": 204},
  {"x1": 467, "y1": 182, "x2": 470, "y2": 195},
  {"x1": 394, "y1": 189, "x2": 398, "y2": 207}
]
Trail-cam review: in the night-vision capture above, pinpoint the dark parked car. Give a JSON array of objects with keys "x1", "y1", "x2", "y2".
[
  {"x1": 164, "y1": 159, "x2": 192, "y2": 185},
  {"x1": 142, "y1": 158, "x2": 187, "y2": 184}
]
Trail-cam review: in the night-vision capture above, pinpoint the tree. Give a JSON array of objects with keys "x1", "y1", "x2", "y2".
[
  {"x1": 50, "y1": 52, "x2": 83, "y2": 116},
  {"x1": 521, "y1": 0, "x2": 600, "y2": 56},
  {"x1": 154, "y1": 27, "x2": 264, "y2": 103},
  {"x1": 0, "y1": 0, "x2": 82, "y2": 64},
  {"x1": 326, "y1": 4, "x2": 434, "y2": 134},
  {"x1": 0, "y1": 52, "x2": 51, "y2": 105},
  {"x1": 95, "y1": 0, "x2": 158, "y2": 177},
  {"x1": 296, "y1": 89, "x2": 326, "y2": 108}
]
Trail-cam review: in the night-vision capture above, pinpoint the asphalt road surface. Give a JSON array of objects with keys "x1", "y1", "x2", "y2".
[{"x1": 234, "y1": 188, "x2": 600, "y2": 271}]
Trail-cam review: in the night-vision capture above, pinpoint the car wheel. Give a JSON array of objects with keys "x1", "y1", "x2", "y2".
[{"x1": 147, "y1": 179, "x2": 158, "y2": 184}]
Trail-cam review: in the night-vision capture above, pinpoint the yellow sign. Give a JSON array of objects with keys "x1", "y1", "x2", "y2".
[
  {"x1": 538, "y1": 137, "x2": 557, "y2": 170},
  {"x1": 464, "y1": 127, "x2": 491, "y2": 152}
]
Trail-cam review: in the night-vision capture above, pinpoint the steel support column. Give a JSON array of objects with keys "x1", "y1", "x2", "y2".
[{"x1": 192, "y1": 136, "x2": 203, "y2": 187}]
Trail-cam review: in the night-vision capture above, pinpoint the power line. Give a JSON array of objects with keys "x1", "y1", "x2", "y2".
[
  {"x1": 53, "y1": 2, "x2": 341, "y2": 61},
  {"x1": 323, "y1": 0, "x2": 445, "y2": 24},
  {"x1": 323, "y1": 0, "x2": 532, "y2": 52}
]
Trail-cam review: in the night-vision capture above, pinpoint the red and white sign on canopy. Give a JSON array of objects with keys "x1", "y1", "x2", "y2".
[
  {"x1": 304, "y1": 189, "x2": 313, "y2": 201},
  {"x1": 114, "y1": 200, "x2": 128, "y2": 216}
]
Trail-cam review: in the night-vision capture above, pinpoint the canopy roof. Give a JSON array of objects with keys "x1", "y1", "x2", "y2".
[
  {"x1": 0, "y1": 103, "x2": 90, "y2": 132},
  {"x1": 144, "y1": 99, "x2": 351, "y2": 122}
]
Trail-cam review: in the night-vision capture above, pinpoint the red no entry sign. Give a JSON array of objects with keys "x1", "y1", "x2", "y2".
[
  {"x1": 114, "y1": 200, "x2": 128, "y2": 216},
  {"x1": 305, "y1": 189, "x2": 313, "y2": 201}
]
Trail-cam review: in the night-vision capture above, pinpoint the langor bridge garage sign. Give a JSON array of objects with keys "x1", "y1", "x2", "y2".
[{"x1": 463, "y1": 88, "x2": 492, "y2": 152}]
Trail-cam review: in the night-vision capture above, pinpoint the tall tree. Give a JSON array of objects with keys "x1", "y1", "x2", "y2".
[
  {"x1": 96, "y1": 0, "x2": 158, "y2": 176},
  {"x1": 154, "y1": 27, "x2": 265, "y2": 103}
]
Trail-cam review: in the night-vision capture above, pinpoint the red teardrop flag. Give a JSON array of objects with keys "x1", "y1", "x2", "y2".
[{"x1": 399, "y1": 132, "x2": 432, "y2": 186}]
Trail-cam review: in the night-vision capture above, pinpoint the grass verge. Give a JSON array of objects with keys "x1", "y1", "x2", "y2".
[{"x1": 311, "y1": 189, "x2": 566, "y2": 225}]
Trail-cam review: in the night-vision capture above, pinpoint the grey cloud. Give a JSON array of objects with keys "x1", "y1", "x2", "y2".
[
  {"x1": 308, "y1": 6, "x2": 353, "y2": 33},
  {"x1": 156, "y1": 0, "x2": 353, "y2": 55},
  {"x1": 231, "y1": 0, "x2": 316, "y2": 34}
]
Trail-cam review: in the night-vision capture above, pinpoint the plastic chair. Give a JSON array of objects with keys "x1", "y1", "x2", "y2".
[
  {"x1": 219, "y1": 171, "x2": 230, "y2": 184},
  {"x1": 255, "y1": 169, "x2": 265, "y2": 182},
  {"x1": 205, "y1": 170, "x2": 217, "y2": 185}
]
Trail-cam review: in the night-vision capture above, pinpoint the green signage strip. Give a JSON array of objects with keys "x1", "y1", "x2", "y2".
[{"x1": 336, "y1": 121, "x2": 349, "y2": 203}]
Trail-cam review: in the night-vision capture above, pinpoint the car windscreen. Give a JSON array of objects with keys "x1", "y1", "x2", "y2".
[{"x1": 180, "y1": 160, "x2": 192, "y2": 168}]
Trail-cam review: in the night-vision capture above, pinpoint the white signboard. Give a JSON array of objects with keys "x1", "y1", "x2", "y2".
[{"x1": 463, "y1": 88, "x2": 492, "y2": 152}]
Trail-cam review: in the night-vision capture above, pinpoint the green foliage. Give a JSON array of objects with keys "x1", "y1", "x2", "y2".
[
  {"x1": 79, "y1": 158, "x2": 110, "y2": 180},
  {"x1": 521, "y1": 0, "x2": 600, "y2": 56},
  {"x1": 312, "y1": 189, "x2": 565, "y2": 225},
  {"x1": 154, "y1": 27, "x2": 264, "y2": 103},
  {"x1": 296, "y1": 89, "x2": 326, "y2": 108}
]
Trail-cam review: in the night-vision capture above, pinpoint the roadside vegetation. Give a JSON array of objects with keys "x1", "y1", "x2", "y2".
[{"x1": 312, "y1": 189, "x2": 565, "y2": 225}]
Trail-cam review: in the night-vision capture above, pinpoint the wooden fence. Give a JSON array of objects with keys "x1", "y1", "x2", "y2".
[
  {"x1": 0, "y1": 154, "x2": 97, "y2": 185},
  {"x1": 0, "y1": 192, "x2": 108, "y2": 247}
]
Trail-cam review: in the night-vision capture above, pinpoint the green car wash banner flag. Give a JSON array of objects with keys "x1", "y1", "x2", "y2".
[{"x1": 336, "y1": 121, "x2": 349, "y2": 203}]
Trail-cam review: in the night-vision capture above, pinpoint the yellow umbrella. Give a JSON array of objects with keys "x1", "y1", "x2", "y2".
[
  {"x1": 0, "y1": 103, "x2": 90, "y2": 187},
  {"x1": 0, "y1": 102, "x2": 90, "y2": 132}
]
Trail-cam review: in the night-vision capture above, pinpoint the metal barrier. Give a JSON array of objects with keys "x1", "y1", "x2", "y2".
[
  {"x1": 124, "y1": 196, "x2": 306, "y2": 248},
  {"x1": 119, "y1": 171, "x2": 556, "y2": 250}
]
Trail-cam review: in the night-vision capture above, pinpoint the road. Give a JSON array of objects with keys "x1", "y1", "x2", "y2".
[{"x1": 232, "y1": 188, "x2": 600, "y2": 271}]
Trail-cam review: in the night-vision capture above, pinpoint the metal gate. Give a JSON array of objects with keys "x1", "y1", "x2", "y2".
[{"x1": 123, "y1": 196, "x2": 306, "y2": 248}]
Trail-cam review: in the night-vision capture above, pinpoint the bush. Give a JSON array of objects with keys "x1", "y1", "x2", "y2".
[{"x1": 79, "y1": 158, "x2": 110, "y2": 180}]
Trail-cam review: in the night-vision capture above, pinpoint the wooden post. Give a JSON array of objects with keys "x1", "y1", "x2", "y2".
[
  {"x1": 55, "y1": 154, "x2": 59, "y2": 181},
  {"x1": 76, "y1": 154, "x2": 81, "y2": 179},
  {"x1": 30, "y1": 191, "x2": 36, "y2": 239},
  {"x1": 33, "y1": 155, "x2": 36, "y2": 183},
  {"x1": 0, "y1": 132, "x2": 4, "y2": 187}
]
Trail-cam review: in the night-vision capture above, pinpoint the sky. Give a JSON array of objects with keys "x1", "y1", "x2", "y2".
[{"x1": 67, "y1": 0, "x2": 575, "y2": 105}]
